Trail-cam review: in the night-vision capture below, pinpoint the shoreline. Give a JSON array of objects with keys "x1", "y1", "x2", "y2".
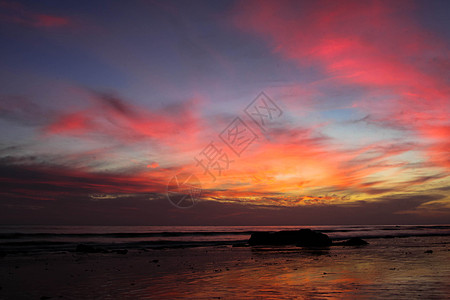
[
  {"x1": 2, "y1": 225, "x2": 450, "y2": 255},
  {"x1": 1, "y1": 235, "x2": 449, "y2": 299}
]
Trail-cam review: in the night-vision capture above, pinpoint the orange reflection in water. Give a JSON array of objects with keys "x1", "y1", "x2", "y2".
[{"x1": 138, "y1": 239, "x2": 450, "y2": 299}]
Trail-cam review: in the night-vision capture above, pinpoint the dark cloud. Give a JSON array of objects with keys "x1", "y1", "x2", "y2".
[
  {"x1": 0, "y1": 159, "x2": 167, "y2": 201},
  {"x1": 94, "y1": 92, "x2": 140, "y2": 119},
  {"x1": 0, "y1": 160, "x2": 448, "y2": 225},
  {"x1": 402, "y1": 173, "x2": 448, "y2": 186},
  {"x1": 348, "y1": 114, "x2": 410, "y2": 131},
  {"x1": 2, "y1": 194, "x2": 448, "y2": 226}
]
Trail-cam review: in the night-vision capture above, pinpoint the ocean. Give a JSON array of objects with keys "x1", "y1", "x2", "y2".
[
  {"x1": 1, "y1": 225, "x2": 450, "y2": 298},
  {"x1": 1, "y1": 224, "x2": 450, "y2": 253}
]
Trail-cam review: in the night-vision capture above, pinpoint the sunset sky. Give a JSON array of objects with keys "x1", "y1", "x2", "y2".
[{"x1": 0, "y1": 0, "x2": 449, "y2": 225}]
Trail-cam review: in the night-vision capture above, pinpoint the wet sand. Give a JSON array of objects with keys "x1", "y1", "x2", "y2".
[{"x1": 1, "y1": 236, "x2": 449, "y2": 299}]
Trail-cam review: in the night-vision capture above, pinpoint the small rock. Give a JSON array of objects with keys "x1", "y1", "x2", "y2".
[
  {"x1": 338, "y1": 237, "x2": 369, "y2": 246},
  {"x1": 424, "y1": 250, "x2": 433, "y2": 254},
  {"x1": 114, "y1": 249, "x2": 128, "y2": 255},
  {"x1": 249, "y1": 229, "x2": 332, "y2": 246}
]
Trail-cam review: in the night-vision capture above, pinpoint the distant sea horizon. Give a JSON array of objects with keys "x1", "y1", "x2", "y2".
[{"x1": 1, "y1": 224, "x2": 450, "y2": 254}]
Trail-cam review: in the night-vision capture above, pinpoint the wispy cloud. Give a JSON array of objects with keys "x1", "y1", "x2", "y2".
[
  {"x1": 233, "y1": 0, "x2": 450, "y2": 171},
  {"x1": 43, "y1": 90, "x2": 205, "y2": 151},
  {"x1": 0, "y1": 1, "x2": 71, "y2": 28}
]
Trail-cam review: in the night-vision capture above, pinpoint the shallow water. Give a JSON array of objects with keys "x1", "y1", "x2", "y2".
[
  {"x1": 1, "y1": 225, "x2": 450, "y2": 252},
  {"x1": 1, "y1": 235, "x2": 449, "y2": 299},
  {"x1": 141, "y1": 236, "x2": 450, "y2": 299}
]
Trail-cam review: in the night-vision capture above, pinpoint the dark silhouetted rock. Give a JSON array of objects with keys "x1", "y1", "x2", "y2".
[
  {"x1": 248, "y1": 229, "x2": 331, "y2": 247},
  {"x1": 75, "y1": 244, "x2": 108, "y2": 253},
  {"x1": 424, "y1": 250, "x2": 433, "y2": 254},
  {"x1": 339, "y1": 237, "x2": 369, "y2": 246},
  {"x1": 296, "y1": 229, "x2": 332, "y2": 247},
  {"x1": 114, "y1": 249, "x2": 128, "y2": 255},
  {"x1": 248, "y1": 232, "x2": 273, "y2": 245}
]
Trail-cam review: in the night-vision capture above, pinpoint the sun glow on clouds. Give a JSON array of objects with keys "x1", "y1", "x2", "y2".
[
  {"x1": 227, "y1": 0, "x2": 449, "y2": 194},
  {"x1": 0, "y1": 0, "x2": 449, "y2": 223}
]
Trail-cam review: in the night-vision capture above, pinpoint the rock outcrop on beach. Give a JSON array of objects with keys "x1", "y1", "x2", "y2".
[
  {"x1": 334, "y1": 237, "x2": 369, "y2": 246},
  {"x1": 248, "y1": 229, "x2": 332, "y2": 247}
]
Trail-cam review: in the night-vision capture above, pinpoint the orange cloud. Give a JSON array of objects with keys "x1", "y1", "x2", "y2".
[{"x1": 147, "y1": 162, "x2": 159, "y2": 169}]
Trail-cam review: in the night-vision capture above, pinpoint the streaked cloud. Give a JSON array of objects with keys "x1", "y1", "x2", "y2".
[{"x1": 0, "y1": 0, "x2": 448, "y2": 224}]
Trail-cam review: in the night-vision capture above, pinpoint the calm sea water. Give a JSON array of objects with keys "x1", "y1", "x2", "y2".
[
  {"x1": 1, "y1": 225, "x2": 450, "y2": 253},
  {"x1": 1, "y1": 225, "x2": 450, "y2": 298}
]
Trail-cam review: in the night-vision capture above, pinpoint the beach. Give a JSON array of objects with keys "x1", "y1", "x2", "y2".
[
  {"x1": 2, "y1": 0, "x2": 449, "y2": 298},
  {"x1": 1, "y1": 227, "x2": 449, "y2": 299}
]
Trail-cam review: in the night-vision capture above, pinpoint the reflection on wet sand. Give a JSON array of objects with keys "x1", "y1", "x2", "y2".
[
  {"x1": 0, "y1": 236, "x2": 449, "y2": 299},
  {"x1": 141, "y1": 237, "x2": 449, "y2": 299}
]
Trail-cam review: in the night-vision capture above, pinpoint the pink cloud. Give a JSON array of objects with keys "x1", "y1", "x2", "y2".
[
  {"x1": 43, "y1": 91, "x2": 205, "y2": 152},
  {"x1": 233, "y1": 0, "x2": 450, "y2": 170},
  {"x1": 45, "y1": 111, "x2": 93, "y2": 134},
  {"x1": 34, "y1": 14, "x2": 69, "y2": 27},
  {"x1": 0, "y1": 1, "x2": 71, "y2": 28}
]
